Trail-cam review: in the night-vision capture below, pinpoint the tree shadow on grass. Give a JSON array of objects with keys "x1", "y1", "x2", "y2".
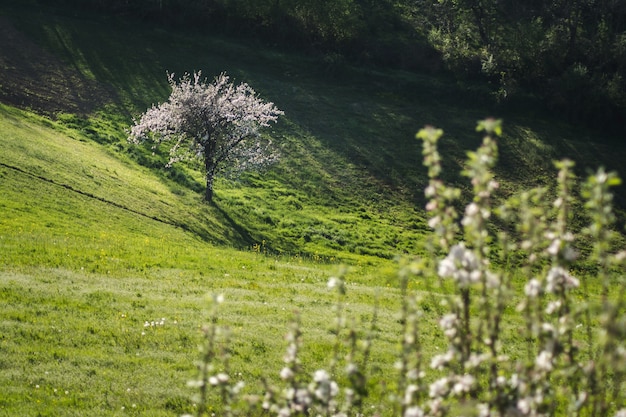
[
  {"x1": 0, "y1": 16, "x2": 117, "y2": 116},
  {"x1": 211, "y1": 199, "x2": 256, "y2": 249}
]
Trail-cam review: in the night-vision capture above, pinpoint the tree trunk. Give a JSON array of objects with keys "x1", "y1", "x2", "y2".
[
  {"x1": 205, "y1": 174, "x2": 214, "y2": 203},
  {"x1": 204, "y1": 140, "x2": 217, "y2": 203}
]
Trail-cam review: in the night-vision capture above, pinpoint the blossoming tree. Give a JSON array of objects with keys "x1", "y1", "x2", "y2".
[{"x1": 129, "y1": 71, "x2": 283, "y2": 202}]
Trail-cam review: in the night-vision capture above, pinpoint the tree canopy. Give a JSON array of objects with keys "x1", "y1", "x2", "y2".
[{"x1": 129, "y1": 72, "x2": 283, "y2": 202}]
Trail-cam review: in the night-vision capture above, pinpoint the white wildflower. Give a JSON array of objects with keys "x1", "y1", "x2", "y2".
[
  {"x1": 187, "y1": 379, "x2": 203, "y2": 388},
  {"x1": 283, "y1": 343, "x2": 297, "y2": 363}
]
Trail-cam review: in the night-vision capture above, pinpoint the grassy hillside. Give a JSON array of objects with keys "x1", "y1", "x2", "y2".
[
  {"x1": 2, "y1": 2, "x2": 625, "y2": 261},
  {"x1": 0, "y1": 3, "x2": 625, "y2": 416},
  {"x1": 0, "y1": 103, "x2": 412, "y2": 416}
]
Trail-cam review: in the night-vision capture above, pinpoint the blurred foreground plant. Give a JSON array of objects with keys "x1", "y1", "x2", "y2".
[{"x1": 185, "y1": 120, "x2": 625, "y2": 416}]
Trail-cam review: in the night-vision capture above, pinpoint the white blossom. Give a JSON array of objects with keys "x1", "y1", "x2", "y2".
[
  {"x1": 327, "y1": 277, "x2": 339, "y2": 289},
  {"x1": 438, "y1": 314, "x2": 459, "y2": 339},
  {"x1": 404, "y1": 384, "x2": 419, "y2": 404},
  {"x1": 547, "y1": 238, "x2": 561, "y2": 256},
  {"x1": 129, "y1": 71, "x2": 283, "y2": 201},
  {"x1": 313, "y1": 369, "x2": 330, "y2": 383},
  {"x1": 465, "y1": 352, "x2": 489, "y2": 369},
  {"x1": 431, "y1": 349, "x2": 456, "y2": 370},
  {"x1": 429, "y1": 377, "x2": 449, "y2": 398},
  {"x1": 535, "y1": 350, "x2": 553, "y2": 372},
  {"x1": 428, "y1": 215, "x2": 441, "y2": 229},
  {"x1": 452, "y1": 374, "x2": 475, "y2": 395},
  {"x1": 438, "y1": 243, "x2": 481, "y2": 286},
  {"x1": 477, "y1": 403, "x2": 490, "y2": 417},
  {"x1": 517, "y1": 398, "x2": 531, "y2": 414},
  {"x1": 540, "y1": 322, "x2": 557, "y2": 338},
  {"x1": 280, "y1": 367, "x2": 294, "y2": 380},
  {"x1": 545, "y1": 300, "x2": 562, "y2": 315},
  {"x1": 294, "y1": 388, "x2": 311, "y2": 409},
  {"x1": 546, "y1": 266, "x2": 579, "y2": 293},
  {"x1": 310, "y1": 369, "x2": 338, "y2": 404},
  {"x1": 233, "y1": 381, "x2": 245, "y2": 394},
  {"x1": 404, "y1": 406, "x2": 424, "y2": 417},
  {"x1": 525, "y1": 279, "x2": 542, "y2": 298}
]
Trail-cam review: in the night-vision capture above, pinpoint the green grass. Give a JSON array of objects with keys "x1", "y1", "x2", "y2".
[
  {"x1": 0, "y1": 103, "x2": 414, "y2": 415},
  {"x1": 0, "y1": 2, "x2": 624, "y2": 416}
]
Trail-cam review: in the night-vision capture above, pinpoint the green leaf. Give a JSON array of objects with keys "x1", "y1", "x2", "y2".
[{"x1": 607, "y1": 176, "x2": 622, "y2": 187}]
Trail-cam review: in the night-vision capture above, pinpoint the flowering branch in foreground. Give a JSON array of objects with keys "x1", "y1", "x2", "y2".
[{"x1": 185, "y1": 120, "x2": 625, "y2": 417}]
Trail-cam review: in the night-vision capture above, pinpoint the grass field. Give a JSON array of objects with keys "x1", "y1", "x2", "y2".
[{"x1": 0, "y1": 2, "x2": 625, "y2": 416}]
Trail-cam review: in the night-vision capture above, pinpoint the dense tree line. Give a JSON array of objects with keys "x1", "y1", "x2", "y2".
[
  {"x1": 426, "y1": 0, "x2": 626, "y2": 131},
  {"x1": 38, "y1": 0, "x2": 626, "y2": 133}
]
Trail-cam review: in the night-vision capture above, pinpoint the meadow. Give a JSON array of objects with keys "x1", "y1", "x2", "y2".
[{"x1": 0, "y1": 3, "x2": 625, "y2": 416}]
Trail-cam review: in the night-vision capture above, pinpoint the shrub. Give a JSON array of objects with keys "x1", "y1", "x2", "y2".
[{"x1": 185, "y1": 120, "x2": 625, "y2": 416}]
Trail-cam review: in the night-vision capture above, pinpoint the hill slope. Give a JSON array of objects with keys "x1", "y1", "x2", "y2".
[
  {"x1": 1, "y1": 2, "x2": 625, "y2": 261},
  {"x1": 0, "y1": 4, "x2": 625, "y2": 417}
]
